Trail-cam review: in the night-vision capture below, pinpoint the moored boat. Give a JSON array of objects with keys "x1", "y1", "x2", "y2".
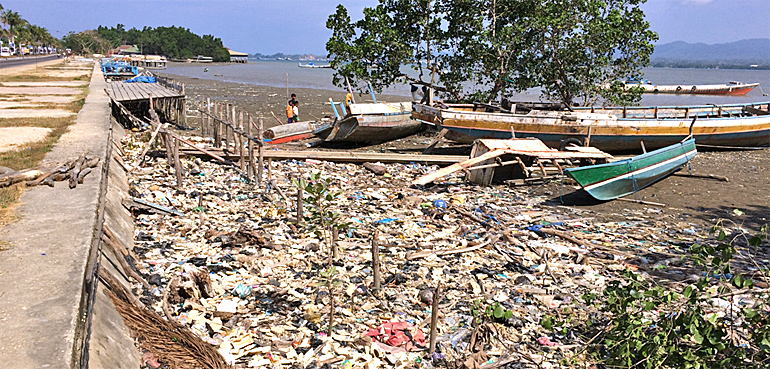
[
  {"x1": 314, "y1": 101, "x2": 423, "y2": 143},
  {"x1": 622, "y1": 79, "x2": 759, "y2": 96},
  {"x1": 412, "y1": 101, "x2": 770, "y2": 152},
  {"x1": 298, "y1": 62, "x2": 331, "y2": 68},
  {"x1": 565, "y1": 138, "x2": 696, "y2": 200}
]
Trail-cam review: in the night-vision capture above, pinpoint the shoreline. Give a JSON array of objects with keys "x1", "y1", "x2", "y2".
[{"x1": 157, "y1": 71, "x2": 412, "y2": 130}]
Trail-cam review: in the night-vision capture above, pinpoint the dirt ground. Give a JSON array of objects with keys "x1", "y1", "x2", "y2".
[
  {"x1": 165, "y1": 72, "x2": 770, "y2": 234},
  {"x1": 0, "y1": 127, "x2": 53, "y2": 152}
]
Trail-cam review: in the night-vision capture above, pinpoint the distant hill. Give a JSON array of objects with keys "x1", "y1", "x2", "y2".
[{"x1": 651, "y1": 39, "x2": 770, "y2": 69}]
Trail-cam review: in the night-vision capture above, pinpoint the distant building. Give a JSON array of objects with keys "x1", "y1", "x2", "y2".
[
  {"x1": 108, "y1": 45, "x2": 141, "y2": 56},
  {"x1": 226, "y1": 48, "x2": 248, "y2": 63}
]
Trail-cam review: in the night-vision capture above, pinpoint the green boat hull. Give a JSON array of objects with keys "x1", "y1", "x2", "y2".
[{"x1": 565, "y1": 139, "x2": 697, "y2": 201}]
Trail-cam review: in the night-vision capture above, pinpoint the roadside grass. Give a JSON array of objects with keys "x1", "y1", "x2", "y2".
[
  {"x1": 0, "y1": 184, "x2": 24, "y2": 229},
  {"x1": 0, "y1": 98, "x2": 86, "y2": 113},
  {"x1": 0, "y1": 116, "x2": 76, "y2": 228},
  {"x1": 0, "y1": 62, "x2": 90, "y2": 231}
]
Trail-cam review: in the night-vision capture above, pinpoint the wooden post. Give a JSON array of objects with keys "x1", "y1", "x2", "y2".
[
  {"x1": 585, "y1": 126, "x2": 592, "y2": 147},
  {"x1": 231, "y1": 104, "x2": 237, "y2": 152},
  {"x1": 257, "y1": 117, "x2": 264, "y2": 187},
  {"x1": 164, "y1": 131, "x2": 174, "y2": 169},
  {"x1": 266, "y1": 158, "x2": 272, "y2": 181},
  {"x1": 206, "y1": 97, "x2": 211, "y2": 140},
  {"x1": 215, "y1": 102, "x2": 222, "y2": 148},
  {"x1": 247, "y1": 114, "x2": 255, "y2": 179},
  {"x1": 428, "y1": 282, "x2": 442, "y2": 355},
  {"x1": 296, "y1": 185, "x2": 303, "y2": 224},
  {"x1": 199, "y1": 98, "x2": 204, "y2": 136},
  {"x1": 238, "y1": 110, "x2": 245, "y2": 171},
  {"x1": 174, "y1": 136, "x2": 183, "y2": 188},
  {"x1": 224, "y1": 104, "x2": 230, "y2": 153},
  {"x1": 372, "y1": 230, "x2": 380, "y2": 293}
]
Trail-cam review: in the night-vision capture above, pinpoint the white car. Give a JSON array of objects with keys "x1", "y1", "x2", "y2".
[{"x1": 0, "y1": 47, "x2": 10, "y2": 57}]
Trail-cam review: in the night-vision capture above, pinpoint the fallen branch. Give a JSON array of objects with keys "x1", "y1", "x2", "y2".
[{"x1": 407, "y1": 238, "x2": 492, "y2": 260}]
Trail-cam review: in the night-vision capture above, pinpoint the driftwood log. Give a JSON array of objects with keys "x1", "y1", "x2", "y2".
[{"x1": 0, "y1": 154, "x2": 100, "y2": 188}]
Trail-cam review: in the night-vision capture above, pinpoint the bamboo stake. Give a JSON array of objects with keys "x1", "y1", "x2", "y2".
[
  {"x1": 247, "y1": 114, "x2": 255, "y2": 179},
  {"x1": 215, "y1": 102, "x2": 221, "y2": 148},
  {"x1": 206, "y1": 97, "x2": 211, "y2": 140},
  {"x1": 199, "y1": 98, "x2": 204, "y2": 136},
  {"x1": 224, "y1": 104, "x2": 230, "y2": 153},
  {"x1": 231, "y1": 105, "x2": 237, "y2": 154},
  {"x1": 258, "y1": 117, "x2": 264, "y2": 187},
  {"x1": 238, "y1": 110, "x2": 245, "y2": 171},
  {"x1": 372, "y1": 230, "x2": 381, "y2": 293}
]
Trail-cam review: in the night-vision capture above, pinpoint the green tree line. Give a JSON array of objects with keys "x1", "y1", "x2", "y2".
[{"x1": 63, "y1": 24, "x2": 230, "y2": 62}]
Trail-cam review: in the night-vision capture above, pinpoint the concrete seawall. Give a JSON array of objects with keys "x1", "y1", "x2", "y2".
[{"x1": 0, "y1": 64, "x2": 140, "y2": 368}]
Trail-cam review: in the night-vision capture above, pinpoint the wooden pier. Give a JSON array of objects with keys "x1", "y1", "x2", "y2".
[{"x1": 106, "y1": 75, "x2": 186, "y2": 129}]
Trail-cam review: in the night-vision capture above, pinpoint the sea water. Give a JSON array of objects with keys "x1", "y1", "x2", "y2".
[{"x1": 165, "y1": 60, "x2": 770, "y2": 106}]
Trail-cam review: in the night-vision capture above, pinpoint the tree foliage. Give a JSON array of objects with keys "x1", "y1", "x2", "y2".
[
  {"x1": 94, "y1": 24, "x2": 230, "y2": 62},
  {"x1": 326, "y1": 0, "x2": 657, "y2": 107},
  {"x1": 0, "y1": 8, "x2": 56, "y2": 49},
  {"x1": 62, "y1": 30, "x2": 112, "y2": 55}
]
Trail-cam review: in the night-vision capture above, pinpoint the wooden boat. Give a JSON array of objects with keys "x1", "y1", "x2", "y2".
[
  {"x1": 264, "y1": 121, "x2": 320, "y2": 144},
  {"x1": 564, "y1": 138, "x2": 696, "y2": 200},
  {"x1": 412, "y1": 101, "x2": 770, "y2": 152},
  {"x1": 623, "y1": 79, "x2": 759, "y2": 96},
  {"x1": 298, "y1": 62, "x2": 331, "y2": 69},
  {"x1": 314, "y1": 101, "x2": 423, "y2": 143}
]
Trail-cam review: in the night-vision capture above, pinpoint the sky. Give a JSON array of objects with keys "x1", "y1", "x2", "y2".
[{"x1": 2, "y1": 0, "x2": 768, "y2": 55}]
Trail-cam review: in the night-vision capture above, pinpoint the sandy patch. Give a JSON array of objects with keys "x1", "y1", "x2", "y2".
[
  {"x1": 17, "y1": 95, "x2": 80, "y2": 103},
  {"x1": 0, "y1": 109, "x2": 76, "y2": 118},
  {"x1": 0, "y1": 81, "x2": 88, "y2": 87},
  {"x1": 0, "y1": 127, "x2": 53, "y2": 152},
  {"x1": 0, "y1": 87, "x2": 82, "y2": 95},
  {"x1": 0, "y1": 101, "x2": 35, "y2": 108}
]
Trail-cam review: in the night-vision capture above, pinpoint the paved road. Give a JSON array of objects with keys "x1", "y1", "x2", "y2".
[{"x1": 0, "y1": 55, "x2": 60, "y2": 69}]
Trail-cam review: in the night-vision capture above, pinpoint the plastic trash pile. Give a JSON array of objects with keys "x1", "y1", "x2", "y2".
[{"x1": 120, "y1": 133, "x2": 734, "y2": 369}]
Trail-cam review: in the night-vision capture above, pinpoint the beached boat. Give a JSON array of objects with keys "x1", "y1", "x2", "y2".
[
  {"x1": 622, "y1": 79, "x2": 759, "y2": 96},
  {"x1": 412, "y1": 101, "x2": 770, "y2": 152},
  {"x1": 565, "y1": 138, "x2": 696, "y2": 200},
  {"x1": 314, "y1": 101, "x2": 423, "y2": 143},
  {"x1": 298, "y1": 62, "x2": 331, "y2": 69},
  {"x1": 264, "y1": 121, "x2": 321, "y2": 144}
]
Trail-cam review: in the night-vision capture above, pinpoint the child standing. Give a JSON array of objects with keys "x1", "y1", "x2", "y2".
[
  {"x1": 286, "y1": 100, "x2": 294, "y2": 124},
  {"x1": 292, "y1": 101, "x2": 300, "y2": 122}
]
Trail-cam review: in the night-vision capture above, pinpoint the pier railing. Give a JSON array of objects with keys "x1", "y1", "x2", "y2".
[{"x1": 155, "y1": 75, "x2": 185, "y2": 94}]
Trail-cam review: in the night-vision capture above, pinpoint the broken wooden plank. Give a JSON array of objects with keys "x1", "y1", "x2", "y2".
[
  {"x1": 178, "y1": 148, "x2": 466, "y2": 166},
  {"x1": 122, "y1": 198, "x2": 184, "y2": 216},
  {"x1": 412, "y1": 149, "x2": 507, "y2": 185}
]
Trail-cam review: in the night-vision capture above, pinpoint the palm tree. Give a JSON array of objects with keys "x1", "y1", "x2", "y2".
[{"x1": 1, "y1": 10, "x2": 24, "y2": 46}]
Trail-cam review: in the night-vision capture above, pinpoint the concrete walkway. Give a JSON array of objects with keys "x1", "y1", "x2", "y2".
[{"x1": 0, "y1": 63, "x2": 111, "y2": 368}]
